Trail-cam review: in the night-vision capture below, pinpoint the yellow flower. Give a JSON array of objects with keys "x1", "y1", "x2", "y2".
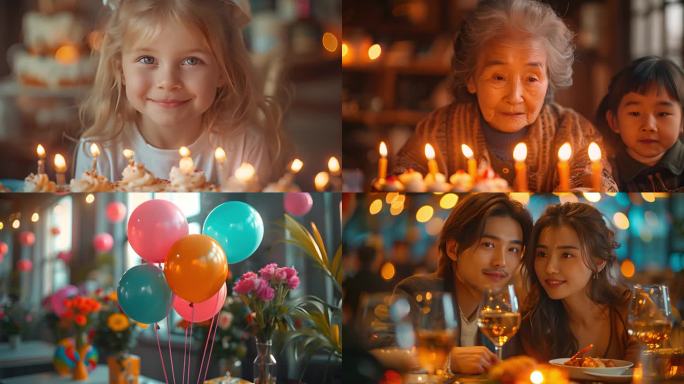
[
  {"x1": 107, "y1": 313, "x2": 130, "y2": 332},
  {"x1": 107, "y1": 291, "x2": 118, "y2": 302}
]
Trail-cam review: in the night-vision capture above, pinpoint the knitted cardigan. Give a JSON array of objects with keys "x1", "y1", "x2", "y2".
[{"x1": 393, "y1": 102, "x2": 618, "y2": 192}]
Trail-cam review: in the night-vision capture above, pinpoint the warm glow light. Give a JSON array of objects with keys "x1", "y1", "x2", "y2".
[
  {"x1": 385, "y1": 192, "x2": 398, "y2": 204},
  {"x1": 426, "y1": 217, "x2": 444, "y2": 236},
  {"x1": 530, "y1": 370, "x2": 544, "y2": 384},
  {"x1": 123, "y1": 149, "x2": 135, "y2": 161},
  {"x1": 513, "y1": 143, "x2": 528, "y2": 162},
  {"x1": 87, "y1": 30, "x2": 104, "y2": 51},
  {"x1": 214, "y1": 147, "x2": 226, "y2": 163},
  {"x1": 0, "y1": 222, "x2": 3, "y2": 230},
  {"x1": 588, "y1": 142, "x2": 602, "y2": 161},
  {"x1": 390, "y1": 201, "x2": 404, "y2": 216},
  {"x1": 641, "y1": 193, "x2": 656, "y2": 203},
  {"x1": 12, "y1": 219, "x2": 20, "y2": 229},
  {"x1": 416, "y1": 205, "x2": 434, "y2": 223},
  {"x1": 290, "y1": 158, "x2": 303, "y2": 173},
  {"x1": 369, "y1": 199, "x2": 383, "y2": 215},
  {"x1": 54, "y1": 44, "x2": 79, "y2": 64},
  {"x1": 621, "y1": 259, "x2": 636, "y2": 278},
  {"x1": 36, "y1": 144, "x2": 46, "y2": 158},
  {"x1": 613, "y1": 212, "x2": 630, "y2": 230},
  {"x1": 558, "y1": 142, "x2": 572, "y2": 161},
  {"x1": 235, "y1": 163, "x2": 256, "y2": 181},
  {"x1": 342, "y1": 42, "x2": 349, "y2": 57},
  {"x1": 368, "y1": 44, "x2": 382, "y2": 60},
  {"x1": 53, "y1": 154, "x2": 66, "y2": 172},
  {"x1": 179, "y1": 146, "x2": 190, "y2": 158},
  {"x1": 85, "y1": 194, "x2": 95, "y2": 204},
  {"x1": 379, "y1": 141, "x2": 388, "y2": 157},
  {"x1": 31, "y1": 213, "x2": 39, "y2": 223},
  {"x1": 424, "y1": 144, "x2": 436, "y2": 160},
  {"x1": 439, "y1": 193, "x2": 459, "y2": 209},
  {"x1": 380, "y1": 262, "x2": 396, "y2": 280},
  {"x1": 510, "y1": 192, "x2": 530, "y2": 206},
  {"x1": 583, "y1": 192, "x2": 601, "y2": 202},
  {"x1": 328, "y1": 157, "x2": 341, "y2": 174},
  {"x1": 179, "y1": 157, "x2": 194, "y2": 174},
  {"x1": 461, "y1": 144, "x2": 474, "y2": 159},
  {"x1": 89, "y1": 143, "x2": 100, "y2": 158},
  {"x1": 315, "y1": 172, "x2": 330, "y2": 191},
  {"x1": 322, "y1": 32, "x2": 338, "y2": 52}
]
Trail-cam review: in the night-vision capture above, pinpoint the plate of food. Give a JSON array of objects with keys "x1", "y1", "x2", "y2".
[{"x1": 549, "y1": 344, "x2": 633, "y2": 381}]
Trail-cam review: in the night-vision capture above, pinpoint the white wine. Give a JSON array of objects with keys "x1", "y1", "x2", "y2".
[
  {"x1": 629, "y1": 319, "x2": 672, "y2": 350},
  {"x1": 415, "y1": 329, "x2": 456, "y2": 375},
  {"x1": 478, "y1": 311, "x2": 521, "y2": 347}
]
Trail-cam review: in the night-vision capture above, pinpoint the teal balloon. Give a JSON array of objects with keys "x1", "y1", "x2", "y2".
[
  {"x1": 202, "y1": 201, "x2": 264, "y2": 264},
  {"x1": 117, "y1": 264, "x2": 172, "y2": 323}
]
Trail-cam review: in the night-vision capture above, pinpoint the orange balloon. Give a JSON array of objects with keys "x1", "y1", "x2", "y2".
[{"x1": 164, "y1": 234, "x2": 229, "y2": 303}]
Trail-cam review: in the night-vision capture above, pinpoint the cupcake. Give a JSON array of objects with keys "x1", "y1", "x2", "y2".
[
  {"x1": 372, "y1": 175, "x2": 404, "y2": 192},
  {"x1": 69, "y1": 170, "x2": 115, "y2": 192},
  {"x1": 116, "y1": 162, "x2": 167, "y2": 192},
  {"x1": 449, "y1": 170, "x2": 474, "y2": 192},
  {"x1": 473, "y1": 167, "x2": 510, "y2": 192},
  {"x1": 398, "y1": 169, "x2": 426, "y2": 192},
  {"x1": 24, "y1": 173, "x2": 57, "y2": 192},
  {"x1": 263, "y1": 173, "x2": 301, "y2": 192},
  {"x1": 425, "y1": 172, "x2": 451, "y2": 192},
  {"x1": 168, "y1": 166, "x2": 216, "y2": 192}
]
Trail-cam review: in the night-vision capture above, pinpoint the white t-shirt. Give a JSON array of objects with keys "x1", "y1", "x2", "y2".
[{"x1": 74, "y1": 123, "x2": 272, "y2": 187}]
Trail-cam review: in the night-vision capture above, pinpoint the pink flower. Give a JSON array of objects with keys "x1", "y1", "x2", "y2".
[
  {"x1": 258, "y1": 263, "x2": 278, "y2": 281},
  {"x1": 281, "y1": 267, "x2": 298, "y2": 280},
  {"x1": 273, "y1": 268, "x2": 288, "y2": 282},
  {"x1": 234, "y1": 275, "x2": 257, "y2": 295},
  {"x1": 255, "y1": 280, "x2": 275, "y2": 301},
  {"x1": 287, "y1": 276, "x2": 300, "y2": 290},
  {"x1": 218, "y1": 312, "x2": 233, "y2": 330},
  {"x1": 241, "y1": 271, "x2": 257, "y2": 280}
]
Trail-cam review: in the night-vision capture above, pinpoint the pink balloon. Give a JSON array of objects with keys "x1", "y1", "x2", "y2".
[
  {"x1": 0, "y1": 241, "x2": 8, "y2": 256},
  {"x1": 106, "y1": 201, "x2": 127, "y2": 223},
  {"x1": 284, "y1": 192, "x2": 313, "y2": 216},
  {"x1": 17, "y1": 259, "x2": 32, "y2": 272},
  {"x1": 50, "y1": 285, "x2": 78, "y2": 316},
  {"x1": 57, "y1": 250, "x2": 73, "y2": 263},
  {"x1": 173, "y1": 283, "x2": 227, "y2": 323},
  {"x1": 127, "y1": 200, "x2": 189, "y2": 263},
  {"x1": 93, "y1": 233, "x2": 114, "y2": 253},
  {"x1": 19, "y1": 231, "x2": 35, "y2": 246}
]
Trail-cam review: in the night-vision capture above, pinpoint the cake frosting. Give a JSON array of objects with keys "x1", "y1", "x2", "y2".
[
  {"x1": 23, "y1": 12, "x2": 86, "y2": 53},
  {"x1": 116, "y1": 163, "x2": 167, "y2": 192},
  {"x1": 372, "y1": 175, "x2": 404, "y2": 192},
  {"x1": 168, "y1": 166, "x2": 216, "y2": 192},
  {"x1": 425, "y1": 172, "x2": 451, "y2": 192},
  {"x1": 24, "y1": 173, "x2": 57, "y2": 192},
  {"x1": 263, "y1": 174, "x2": 300, "y2": 192},
  {"x1": 397, "y1": 169, "x2": 426, "y2": 192},
  {"x1": 473, "y1": 167, "x2": 510, "y2": 192},
  {"x1": 14, "y1": 50, "x2": 97, "y2": 88},
  {"x1": 449, "y1": 170, "x2": 474, "y2": 192},
  {"x1": 69, "y1": 170, "x2": 114, "y2": 192}
]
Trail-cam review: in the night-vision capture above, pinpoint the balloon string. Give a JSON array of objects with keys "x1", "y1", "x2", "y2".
[
  {"x1": 154, "y1": 324, "x2": 170, "y2": 384},
  {"x1": 196, "y1": 313, "x2": 216, "y2": 384},
  {"x1": 201, "y1": 312, "x2": 221, "y2": 384},
  {"x1": 187, "y1": 304, "x2": 195, "y2": 384},
  {"x1": 182, "y1": 325, "x2": 188, "y2": 384},
  {"x1": 167, "y1": 314, "x2": 177, "y2": 384}
]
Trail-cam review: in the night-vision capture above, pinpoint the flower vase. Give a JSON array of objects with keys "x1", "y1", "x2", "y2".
[
  {"x1": 253, "y1": 337, "x2": 276, "y2": 384},
  {"x1": 108, "y1": 353, "x2": 140, "y2": 384},
  {"x1": 72, "y1": 343, "x2": 90, "y2": 381}
]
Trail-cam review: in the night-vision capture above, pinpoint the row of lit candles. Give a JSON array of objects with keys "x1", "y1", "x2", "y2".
[
  {"x1": 35, "y1": 144, "x2": 342, "y2": 191},
  {"x1": 377, "y1": 141, "x2": 603, "y2": 191}
]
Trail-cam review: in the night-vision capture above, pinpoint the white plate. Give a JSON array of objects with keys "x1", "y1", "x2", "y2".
[
  {"x1": 585, "y1": 369, "x2": 634, "y2": 383},
  {"x1": 549, "y1": 358, "x2": 633, "y2": 381}
]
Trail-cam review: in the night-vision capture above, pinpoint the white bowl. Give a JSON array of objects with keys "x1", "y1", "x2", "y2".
[{"x1": 549, "y1": 358, "x2": 633, "y2": 380}]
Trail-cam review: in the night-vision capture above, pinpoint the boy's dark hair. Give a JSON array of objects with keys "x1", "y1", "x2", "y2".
[{"x1": 595, "y1": 56, "x2": 684, "y2": 156}]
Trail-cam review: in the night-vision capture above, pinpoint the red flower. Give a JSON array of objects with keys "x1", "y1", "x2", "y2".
[
  {"x1": 246, "y1": 312, "x2": 256, "y2": 325},
  {"x1": 74, "y1": 314, "x2": 87, "y2": 326}
]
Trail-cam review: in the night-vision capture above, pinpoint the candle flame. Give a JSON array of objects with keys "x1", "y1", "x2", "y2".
[
  {"x1": 54, "y1": 44, "x2": 79, "y2": 64},
  {"x1": 379, "y1": 141, "x2": 388, "y2": 157},
  {"x1": 54, "y1": 154, "x2": 66, "y2": 171},
  {"x1": 530, "y1": 370, "x2": 544, "y2": 384},
  {"x1": 513, "y1": 142, "x2": 528, "y2": 162},
  {"x1": 122, "y1": 149, "x2": 135, "y2": 160},
  {"x1": 290, "y1": 158, "x2": 303, "y2": 173},
  {"x1": 342, "y1": 42, "x2": 349, "y2": 57},
  {"x1": 588, "y1": 142, "x2": 602, "y2": 161},
  {"x1": 234, "y1": 163, "x2": 256, "y2": 181},
  {"x1": 214, "y1": 147, "x2": 226, "y2": 163},
  {"x1": 36, "y1": 144, "x2": 46, "y2": 158},
  {"x1": 314, "y1": 171, "x2": 330, "y2": 190},
  {"x1": 558, "y1": 142, "x2": 572, "y2": 161},
  {"x1": 425, "y1": 143, "x2": 436, "y2": 160},
  {"x1": 328, "y1": 156, "x2": 341, "y2": 173},
  {"x1": 179, "y1": 146, "x2": 190, "y2": 157},
  {"x1": 461, "y1": 144, "x2": 474, "y2": 159},
  {"x1": 368, "y1": 44, "x2": 382, "y2": 60},
  {"x1": 89, "y1": 143, "x2": 100, "y2": 157}
]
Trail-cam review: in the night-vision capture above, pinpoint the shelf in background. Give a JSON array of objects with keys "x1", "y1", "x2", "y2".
[
  {"x1": 342, "y1": 109, "x2": 428, "y2": 126},
  {"x1": 343, "y1": 61, "x2": 450, "y2": 76}
]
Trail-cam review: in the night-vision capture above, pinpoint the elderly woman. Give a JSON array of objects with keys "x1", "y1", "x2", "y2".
[{"x1": 394, "y1": 0, "x2": 617, "y2": 192}]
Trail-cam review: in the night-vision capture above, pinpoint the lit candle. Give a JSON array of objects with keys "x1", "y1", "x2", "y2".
[
  {"x1": 513, "y1": 142, "x2": 528, "y2": 192},
  {"x1": 557, "y1": 142, "x2": 572, "y2": 191},
  {"x1": 314, "y1": 171, "x2": 330, "y2": 192},
  {"x1": 89, "y1": 143, "x2": 100, "y2": 171},
  {"x1": 424, "y1": 144, "x2": 438, "y2": 176},
  {"x1": 54, "y1": 154, "x2": 67, "y2": 185},
  {"x1": 178, "y1": 146, "x2": 194, "y2": 174},
  {"x1": 378, "y1": 141, "x2": 388, "y2": 181},
  {"x1": 234, "y1": 163, "x2": 256, "y2": 182},
  {"x1": 36, "y1": 144, "x2": 46, "y2": 174},
  {"x1": 588, "y1": 142, "x2": 602, "y2": 192},
  {"x1": 122, "y1": 149, "x2": 135, "y2": 166},
  {"x1": 290, "y1": 158, "x2": 303, "y2": 174},
  {"x1": 214, "y1": 147, "x2": 227, "y2": 188},
  {"x1": 328, "y1": 156, "x2": 341, "y2": 176},
  {"x1": 461, "y1": 144, "x2": 477, "y2": 181}
]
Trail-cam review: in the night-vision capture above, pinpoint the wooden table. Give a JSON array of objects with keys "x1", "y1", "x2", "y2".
[{"x1": 0, "y1": 365, "x2": 164, "y2": 383}]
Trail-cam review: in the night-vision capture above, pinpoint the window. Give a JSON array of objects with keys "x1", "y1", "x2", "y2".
[{"x1": 631, "y1": 0, "x2": 684, "y2": 65}]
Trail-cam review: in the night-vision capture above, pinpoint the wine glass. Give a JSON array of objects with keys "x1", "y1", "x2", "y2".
[
  {"x1": 478, "y1": 284, "x2": 521, "y2": 360},
  {"x1": 628, "y1": 284, "x2": 673, "y2": 351},
  {"x1": 412, "y1": 291, "x2": 458, "y2": 382}
]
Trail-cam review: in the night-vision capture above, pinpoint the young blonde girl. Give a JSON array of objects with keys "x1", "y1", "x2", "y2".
[{"x1": 74, "y1": 0, "x2": 284, "y2": 186}]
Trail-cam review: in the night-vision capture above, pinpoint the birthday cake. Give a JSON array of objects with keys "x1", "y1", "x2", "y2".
[{"x1": 372, "y1": 163, "x2": 510, "y2": 193}]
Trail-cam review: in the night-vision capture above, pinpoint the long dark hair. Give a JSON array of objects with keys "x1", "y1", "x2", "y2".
[
  {"x1": 520, "y1": 202, "x2": 629, "y2": 360},
  {"x1": 595, "y1": 56, "x2": 684, "y2": 157},
  {"x1": 437, "y1": 193, "x2": 533, "y2": 288}
]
